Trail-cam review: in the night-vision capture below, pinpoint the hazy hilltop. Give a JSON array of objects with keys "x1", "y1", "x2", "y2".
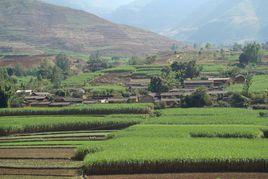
[
  {"x1": 105, "y1": 0, "x2": 268, "y2": 44},
  {"x1": 170, "y1": 0, "x2": 268, "y2": 44},
  {"x1": 0, "y1": 0, "x2": 180, "y2": 56},
  {"x1": 41, "y1": 0, "x2": 135, "y2": 14},
  {"x1": 105, "y1": 0, "x2": 209, "y2": 32}
]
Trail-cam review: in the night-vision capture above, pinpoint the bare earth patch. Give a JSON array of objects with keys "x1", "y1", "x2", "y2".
[
  {"x1": 0, "y1": 147, "x2": 75, "y2": 159},
  {"x1": 89, "y1": 173, "x2": 268, "y2": 179}
]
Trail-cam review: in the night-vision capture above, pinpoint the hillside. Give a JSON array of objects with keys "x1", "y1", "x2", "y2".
[
  {"x1": 41, "y1": 0, "x2": 135, "y2": 15},
  {"x1": 105, "y1": 0, "x2": 209, "y2": 32},
  {"x1": 170, "y1": 0, "x2": 268, "y2": 43},
  {"x1": 0, "y1": 0, "x2": 180, "y2": 56},
  {"x1": 105, "y1": 0, "x2": 268, "y2": 44}
]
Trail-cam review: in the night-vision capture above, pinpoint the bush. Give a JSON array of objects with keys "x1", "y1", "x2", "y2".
[
  {"x1": 182, "y1": 88, "x2": 212, "y2": 108},
  {"x1": 230, "y1": 93, "x2": 249, "y2": 108}
]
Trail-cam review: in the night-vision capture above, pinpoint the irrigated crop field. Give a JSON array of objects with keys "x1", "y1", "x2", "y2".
[{"x1": 0, "y1": 104, "x2": 267, "y2": 178}]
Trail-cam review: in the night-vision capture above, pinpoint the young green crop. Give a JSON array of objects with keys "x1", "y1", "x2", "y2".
[
  {"x1": 0, "y1": 115, "x2": 148, "y2": 136},
  {"x1": 0, "y1": 103, "x2": 154, "y2": 116},
  {"x1": 82, "y1": 125, "x2": 268, "y2": 174},
  {"x1": 147, "y1": 108, "x2": 268, "y2": 125}
]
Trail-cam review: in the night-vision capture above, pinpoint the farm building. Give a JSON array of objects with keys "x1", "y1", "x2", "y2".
[
  {"x1": 83, "y1": 100, "x2": 98, "y2": 104},
  {"x1": 184, "y1": 80, "x2": 214, "y2": 89},
  {"x1": 138, "y1": 93, "x2": 157, "y2": 103},
  {"x1": 107, "y1": 98, "x2": 128, "y2": 103},
  {"x1": 234, "y1": 75, "x2": 246, "y2": 84},
  {"x1": 160, "y1": 98, "x2": 181, "y2": 107},
  {"x1": 127, "y1": 96, "x2": 139, "y2": 103},
  {"x1": 16, "y1": 90, "x2": 33, "y2": 96},
  {"x1": 208, "y1": 78, "x2": 231, "y2": 86},
  {"x1": 161, "y1": 92, "x2": 182, "y2": 99},
  {"x1": 30, "y1": 102, "x2": 51, "y2": 107},
  {"x1": 49, "y1": 102, "x2": 72, "y2": 107},
  {"x1": 32, "y1": 92, "x2": 51, "y2": 97}
]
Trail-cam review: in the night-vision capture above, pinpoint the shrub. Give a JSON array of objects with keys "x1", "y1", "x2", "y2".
[{"x1": 182, "y1": 88, "x2": 212, "y2": 108}]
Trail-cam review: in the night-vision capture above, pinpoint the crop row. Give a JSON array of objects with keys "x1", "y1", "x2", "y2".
[
  {"x1": 0, "y1": 115, "x2": 146, "y2": 136},
  {"x1": 82, "y1": 136, "x2": 268, "y2": 175},
  {"x1": 0, "y1": 103, "x2": 154, "y2": 116},
  {"x1": 84, "y1": 159, "x2": 268, "y2": 174}
]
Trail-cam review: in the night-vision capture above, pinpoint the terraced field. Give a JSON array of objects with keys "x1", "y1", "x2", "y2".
[{"x1": 0, "y1": 106, "x2": 267, "y2": 178}]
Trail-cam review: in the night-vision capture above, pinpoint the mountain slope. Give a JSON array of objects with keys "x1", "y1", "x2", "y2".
[
  {"x1": 0, "y1": 0, "x2": 180, "y2": 56},
  {"x1": 106, "y1": 0, "x2": 268, "y2": 44},
  {"x1": 169, "y1": 0, "x2": 267, "y2": 43},
  {"x1": 41, "y1": 0, "x2": 135, "y2": 15},
  {"x1": 105, "y1": 0, "x2": 209, "y2": 32}
]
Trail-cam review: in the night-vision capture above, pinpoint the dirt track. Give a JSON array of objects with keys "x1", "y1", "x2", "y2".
[{"x1": 90, "y1": 173, "x2": 268, "y2": 179}]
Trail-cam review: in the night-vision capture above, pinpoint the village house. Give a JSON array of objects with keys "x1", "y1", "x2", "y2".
[
  {"x1": 49, "y1": 102, "x2": 72, "y2": 107},
  {"x1": 30, "y1": 102, "x2": 51, "y2": 107},
  {"x1": 138, "y1": 93, "x2": 158, "y2": 103},
  {"x1": 234, "y1": 75, "x2": 246, "y2": 84},
  {"x1": 161, "y1": 92, "x2": 182, "y2": 99},
  {"x1": 161, "y1": 98, "x2": 181, "y2": 107},
  {"x1": 107, "y1": 98, "x2": 128, "y2": 103},
  {"x1": 184, "y1": 80, "x2": 214, "y2": 89},
  {"x1": 208, "y1": 78, "x2": 231, "y2": 87},
  {"x1": 16, "y1": 90, "x2": 33, "y2": 96}
]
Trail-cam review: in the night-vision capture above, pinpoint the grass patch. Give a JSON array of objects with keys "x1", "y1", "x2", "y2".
[
  {"x1": 102, "y1": 66, "x2": 136, "y2": 73},
  {"x1": 62, "y1": 72, "x2": 101, "y2": 87}
]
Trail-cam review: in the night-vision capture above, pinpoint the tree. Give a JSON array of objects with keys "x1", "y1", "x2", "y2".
[
  {"x1": 233, "y1": 43, "x2": 242, "y2": 51},
  {"x1": 51, "y1": 66, "x2": 64, "y2": 88},
  {"x1": 37, "y1": 60, "x2": 53, "y2": 79},
  {"x1": 148, "y1": 76, "x2": 169, "y2": 94},
  {"x1": 182, "y1": 88, "x2": 212, "y2": 107},
  {"x1": 171, "y1": 60, "x2": 201, "y2": 85},
  {"x1": 144, "y1": 55, "x2": 157, "y2": 65},
  {"x1": 87, "y1": 52, "x2": 108, "y2": 72},
  {"x1": 14, "y1": 64, "x2": 24, "y2": 76},
  {"x1": 242, "y1": 73, "x2": 253, "y2": 97},
  {"x1": 0, "y1": 85, "x2": 12, "y2": 108},
  {"x1": 55, "y1": 54, "x2": 70, "y2": 78},
  {"x1": 239, "y1": 42, "x2": 262, "y2": 65},
  {"x1": 0, "y1": 89, "x2": 9, "y2": 108}
]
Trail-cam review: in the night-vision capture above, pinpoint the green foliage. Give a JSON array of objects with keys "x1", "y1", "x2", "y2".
[
  {"x1": 87, "y1": 52, "x2": 109, "y2": 72},
  {"x1": 55, "y1": 53, "x2": 71, "y2": 78},
  {"x1": 230, "y1": 93, "x2": 249, "y2": 108},
  {"x1": 144, "y1": 55, "x2": 157, "y2": 65},
  {"x1": 87, "y1": 85, "x2": 128, "y2": 98},
  {"x1": 37, "y1": 60, "x2": 53, "y2": 79},
  {"x1": 242, "y1": 73, "x2": 253, "y2": 97},
  {"x1": 102, "y1": 66, "x2": 135, "y2": 73},
  {"x1": 148, "y1": 76, "x2": 169, "y2": 93},
  {"x1": 51, "y1": 65, "x2": 64, "y2": 88},
  {"x1": 182, "y1": 88, "x2": 212, "y2": 107},
  {"x1": 171, "y1": 60, "x2": 201, "y2": 84},
  {"x1": 239, "y1": 42, "x2": 262, "y2": 65},
  {"x1": 0, "y1": 87, "x2": 9, "y2": 108},
  {"x1": 63, "y1": 72, "x2": 101, "y2": 87}
]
